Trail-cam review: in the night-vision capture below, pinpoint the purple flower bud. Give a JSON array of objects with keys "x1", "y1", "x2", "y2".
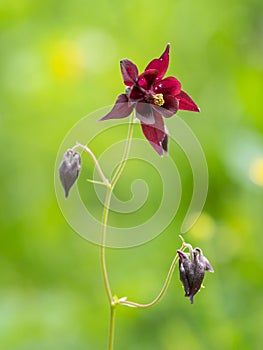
[
  {"x1": 177, "y1": 247, "x2": 214, "y2": 304},
  {"x1": 59, "y1": 149, "x2": 81, "y2": 198}
]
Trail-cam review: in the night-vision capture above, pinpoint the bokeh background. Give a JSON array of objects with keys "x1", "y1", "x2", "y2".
[{"x1": 1, "y1": 0, "x2": 263, "y2": 349}]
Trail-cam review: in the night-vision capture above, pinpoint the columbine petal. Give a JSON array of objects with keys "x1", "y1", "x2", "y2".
[
  {"x1": 153, "y1": 95, "x2": 178, "y2": 118},
  {"x1": 120, "y1": 59, "x2": 138, "y2": 86},
  {"x1": 162, "y1": 126, "x2": 169, "y2": 154},
  {"x1": 154, "y1": 76, "x2": 181, "y2": 96},
  {"x1": 129, "y1": 86, "x2": 144, "y2": 103},
  {"x1": 176, "y1": 90, "x2": 200, "y2": 112},
  {"x1": 144, "y1": 44, "x2": 170, "y2": 80},
  {"x1": 141, "y1": 112, "x2": 166, "y2": 156},
  {"x1": 138, "y1": 69, "x2": 158, "y2": 90},
  {"x1": 195, "y1": 248, "x2": 214, "y2": 272},
  {"x1": 177, "y1": 250, "x2": 192, "y2": 296},
  {"x1": 99, "y1": 94, "x2": 134, "y2": 121},
  {"x1": 135, "y1": 102, "x2": 155, "y2": 124}
]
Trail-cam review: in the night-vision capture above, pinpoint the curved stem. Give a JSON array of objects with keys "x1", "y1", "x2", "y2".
[
  {"x1": 119, "y1": 244, "x2": 186, "y2": 309},
  {"x1": 111, "y1": 117, "x2": 135, "y2": 188},
  {"x1": 99, "y1": 115, "x2": 134, "y2": 350},
  {"x1": 72, "y1": 117, "x2": 134, "y2": 350},
  {"x1": 72, "y1": 143, "x2": 110, "y2": 187},
  {"x1": 100, "y1": 186, "x2": 113, "y2": 302},
  {"x1": 100, "y1": 115, "x2": 135, "y2": 305}
]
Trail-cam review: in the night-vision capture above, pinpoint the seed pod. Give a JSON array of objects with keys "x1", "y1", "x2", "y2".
[{"x1": 59, "y1": 149, "x2": 81, "y2": 198}]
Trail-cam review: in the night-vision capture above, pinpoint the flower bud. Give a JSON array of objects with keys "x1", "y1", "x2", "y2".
[
  {"x1": 177, "y1": 247, "x2": 214, "y2": 304},
  {"x1": 59, "y1": 149, "x2": 81, "y2": 198}
]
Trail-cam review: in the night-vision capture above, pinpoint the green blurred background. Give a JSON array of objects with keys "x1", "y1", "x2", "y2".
[{"x1": 1, "y1": 0, "x2": 263, "y2": 349}]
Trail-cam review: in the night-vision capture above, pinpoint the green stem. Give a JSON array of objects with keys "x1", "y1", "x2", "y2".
[
  {"x1": 72, "y1": 143, "x2": 109, "y2": 187},
  {"x1": 100, "y1": 116, "x2": 134, "y2": 303},
  {"x1": 100, "y1": 186, "x2": 113, "y2": 303},
  {"x1": 72, "y1": 117, "x2": 135, "y2": 349},
  {"x1": 108, "y1": 305, "x2": 116, "y2": 350},
  {"x1": 119, "y1": 244, "x2": 186, "y2": 309},
  {"x1": 111, "y1": 117, "x2": 135, "y2": 188},
  {"x1": 99, "y1": 115, "x2": 134, "y2": 349}
]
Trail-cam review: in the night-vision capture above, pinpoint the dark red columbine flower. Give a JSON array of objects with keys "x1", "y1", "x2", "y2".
[{"x1": 99, "y1": 44, "x2": 199, "y2": 156}]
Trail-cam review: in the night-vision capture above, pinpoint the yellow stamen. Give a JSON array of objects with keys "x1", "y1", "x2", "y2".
[{"x1": 153, "y1": 93, "x2": 165, "y2": 106}]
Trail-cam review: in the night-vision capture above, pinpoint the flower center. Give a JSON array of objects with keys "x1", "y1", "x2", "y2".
[{"x1": 153, "y1": 93, "x2": 165, "y2": 106}]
